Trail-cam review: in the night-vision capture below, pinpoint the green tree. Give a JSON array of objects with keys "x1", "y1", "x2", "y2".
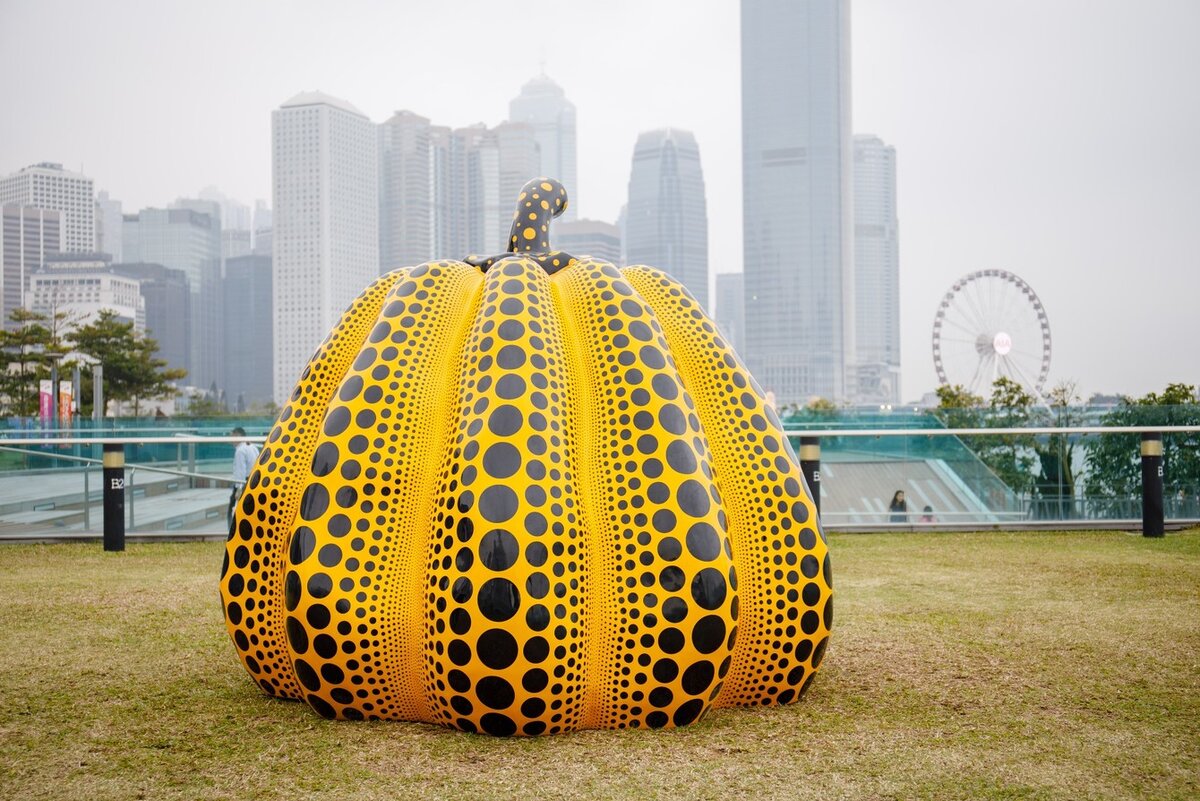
[
  {"x1": 1083, "y1": 383, "x2": 1200, "y2": 516},
  {"x1": 1032, "y1": 381, "x2": 1081, "y2": 519},
  {"x1": 0, "y1": 308, "x2": 72, "y2": 416},
  {"x1": 979, "y1": 377, "x2": 1038, "y2": 497},
  {"x1": 69, "y1": 310, "x2": 186, "y2": 416}
]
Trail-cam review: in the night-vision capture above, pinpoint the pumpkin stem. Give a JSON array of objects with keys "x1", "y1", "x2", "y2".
[
  {"x1": 507, "y1": 177, "x2": 569, "y2": 254},
  {"x1": 464, "y1": 177, "x2": 576, "y2": 275}
]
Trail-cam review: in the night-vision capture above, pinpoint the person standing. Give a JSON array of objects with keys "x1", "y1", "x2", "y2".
[
  {"x1": 888, "y1": 490, "x2": 908, "y2": 523},
  {"x1": 228, "y1": 426, "x2": 259, "y2": 530}
]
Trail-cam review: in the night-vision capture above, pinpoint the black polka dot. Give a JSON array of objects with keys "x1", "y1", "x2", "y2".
[
  {"x1": 488, "y1": 405, "x2": 523, "y2": 436},
  {"x1": 653, "y1": 658, "x2": 679, "y2": 682},
  {"x1": 299, "y1": 484, "x2": 329, "y2": 521},
  {"x1": 479, "y1": 485, "x2": 518, "y2": 523},
  {"x1": 311, "y1": 443, "x2": 339, "y2": 477},
  {"x1": 476, "y1": 676, "x2": 515, "y2": 710},
  {"x1": 673, "y1": 699, "x2": 704, "y2": 726},
  {"x1": 477, "y1": 629, "x2": 519, "y2": 670},
  {"x1": 658, "y1": 628, "x2": 685, "y2": 654},
  {"x1": 690, "y1": 567, "x2": 727, "y2": 610},
  {"x1": 496, "y1": 374, "x2": 526, "y2": 400},
  {"x1": 523, "y1": 636, "x2": 550, "y2": 663},
  {"x1": 677, "y1": 480, "x2": 710, "y2": 517},
  {"x1": 652, "y1": 374, "x2": 678, "y2": 400},
  {"x1": 497, "y1": 320, "x2": 525, "y2": 341},
  {"x1": 478, "y1": 577, "x2": 520, "y2": 622},
  {"x1": 685, "y1": 522, "x2": 722, "y2": 561},
  {"x1": 289, "y1": 527, "x2": 316, "y2": 565},
  {"x1": 653, "y1": 510, "x2": 677, "y2": 535},
  {"x1": 662, "y1": 597, "x2": 688, "y2": 622},
  {"x1": 692, "y1": 615, "x2": 726, "y2": 654},
  {"x1": 479, "y1": 529, "x2": 520, "y2": 571},
  {"x1": 307, "y1": 572, "x2": 332, "y2": 598},
  {"x1": 449, "y1": 608, "x2": 471, "y2": 635},
  {"x1": 294, "y1": 659, "x2": 321, "y2": 691},
  {"x1": 496, "y1": 345, "x2": 526, "y2": 369},
  {"x1": 285, "y1": 616, "x2": 308, "y2": 654},
  {"x1": 323, "y1": 406, "x2": 350, "y2": 437},
  {"x1": 480, "y1": 712, "x2": 517, "y2": 736},
  {"x1": 665, "y1": 441, "x2": 697, "y2": 474},
  {"x1": 482, "y1": 443, "x2": 521, "y2": 479},
  {"x1": 681, "y1": 661, "x2": 714, "y2": 695},
  {"x1": 317, "y1": 543, "x2": 341, "y2": 568},
  {"x1": 659, "y1": 566, "x2": 685, "y2": 592}
]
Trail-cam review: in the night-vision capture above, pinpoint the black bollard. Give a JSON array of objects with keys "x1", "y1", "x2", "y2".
[
  {"x1": 800, "y1": 436, "x2": 821, "y2": 516},
  {"x1": 103, "y1": 443, "x2": 126, "y2": 551},
  {"x1": 1141, "y1": 433, "x2": 1164, "y2": 537}
]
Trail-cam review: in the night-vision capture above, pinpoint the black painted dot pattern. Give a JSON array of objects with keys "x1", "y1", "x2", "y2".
[
  {"x1": 423, "y1": 258, "x2": 588, "y2": 736},
  {"x1": 556, "y1": 259, "x2": 738, "y2": 730},
  {"x1": 220, "y1": 253, "x2": 832, "y2": 735},
  {"x1": 623, "y1": 265, "x2": 833, "y2": 708},
  {"x1": 219, "y1": 271, "x2": 400, "y2": 703}
]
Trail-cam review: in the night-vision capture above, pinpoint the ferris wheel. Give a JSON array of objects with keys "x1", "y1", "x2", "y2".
[{"x1": 931, "y1": 269, "x2": 1052, "y2": 400}]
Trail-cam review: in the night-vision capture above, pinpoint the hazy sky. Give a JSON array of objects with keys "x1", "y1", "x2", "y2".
[{"x1": 2, "y1": 0, "x2": 1197, "y2": 401}]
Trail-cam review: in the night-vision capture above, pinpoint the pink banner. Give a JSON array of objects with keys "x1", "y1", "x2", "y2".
[{"x1": 39, "y1": 380, "x2": 53, "y2": 424}]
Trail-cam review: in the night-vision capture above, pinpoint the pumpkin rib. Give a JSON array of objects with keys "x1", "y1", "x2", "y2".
[
  {"x1": 222, "y1": 270, "x2": 401, "y2": 704},
  {"x1": 622, "y1": 265, "x2": 833, "y2": 709},
  {"x1": 422, "y1": 257, "x2": 588, "y2": 735},
  {"x1": 368, "y1": 261, "x2": 483, "y2": 723},
  {"x1": 555, "y1": 259, "x2": 738, "y2": 731}
]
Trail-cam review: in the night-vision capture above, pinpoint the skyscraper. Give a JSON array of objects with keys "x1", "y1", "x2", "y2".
[
  {"x1": 1, "y1": 205, "x2": 60, "y2": 329},
  {"x1": 95, "y1": 190, "x2": 123, "y2": 261},
  {"x1": 379, "y1": 110, "x2": 434, "y2": 271},
  {"x1": 556, "y1": 219, "x2": 622, "y2": 264},
  {"x1": 272, "y1": 91, "x2": 378, "y2": 404},
  {"x1": 742, "y1": 0, "x2": 852, "y2": 404},
  {"x1": 852, "y1": 134, "x2": 900, "y2": 404},
  {"x1": 122, "y1": 207, "x2": 221, "y2": 389},
  {"x1": 223, "y1": 254, "x2": 273, "y2": 408},
  {"x1": 625, "y1": 128, "x2": 709, "y2": 309},
  {"x1": 111, "y1": 262, "x2": 191, "y2": 380},
  {"x1": 0, "y1": 163, "x2": 95, "y2": 253},
  {"x1": 714, "y1": 273, "x2": 746, "y2": 353},
  {"x1": 509, "y1": 74, "x2": 578, "y2": 219}
]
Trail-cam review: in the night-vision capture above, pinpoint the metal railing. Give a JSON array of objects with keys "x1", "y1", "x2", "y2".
[{"x1": 0, "y1": 425, "x2": 1193, "y2": 541}]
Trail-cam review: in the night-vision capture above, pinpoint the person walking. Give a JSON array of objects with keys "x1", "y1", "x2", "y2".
[
  {"x1": 888, "y1": 490, "x2": 908, "y2": 523},
  {"x1": 228, "y1": 426, "x2": 259, "y2": 531}
]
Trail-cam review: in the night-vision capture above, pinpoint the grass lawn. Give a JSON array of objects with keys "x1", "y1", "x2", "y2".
[{"x1": 1, "y1": 530, "x2": 1197, "y2": 801}]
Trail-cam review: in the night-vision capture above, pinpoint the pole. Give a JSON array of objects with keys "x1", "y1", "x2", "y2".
[
  {"x1": 93, "y1": 364, "x2": 104, "y2": 421},
  {"x1": 103, "y1": 443, "x2": 125, "y2": 551},
  {"x1": 50, "y1": 359, "x2": 58, "y2": 429},
  {"x1": 799, "y1": 435, "x2": 821, "y2": 516},
  {"x1": 1141, "y1": 433, "x2": 1164, "y2": 537}
]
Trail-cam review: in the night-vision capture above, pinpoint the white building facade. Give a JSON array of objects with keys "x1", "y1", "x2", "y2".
[
  {"x1": 851, "y1": 134, "x2": 901, "y2": 405},
  {"x1": 272, "y1": 92, "x2": 379, "y2": 405},
  {"x1": 0, "y1": 163, "x2": 95, "y2": 254}
]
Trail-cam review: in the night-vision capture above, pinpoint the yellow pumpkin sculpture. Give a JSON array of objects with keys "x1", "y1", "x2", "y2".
[{"x1": 220, "y1": 178, "x2": 831, "y2": 735}]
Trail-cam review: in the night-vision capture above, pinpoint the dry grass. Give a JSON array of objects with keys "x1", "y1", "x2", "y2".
[{"x1": 1, "y1": 530, "x2": 1197, "y2": 801}]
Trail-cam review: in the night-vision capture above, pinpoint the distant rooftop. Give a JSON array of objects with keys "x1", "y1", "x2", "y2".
[
  {"x1": 8, "y1": 162, "x2": 92, "y2": 180},
  {"x1": 280, "y1": 91, "x2": 367, "y2": 118}
]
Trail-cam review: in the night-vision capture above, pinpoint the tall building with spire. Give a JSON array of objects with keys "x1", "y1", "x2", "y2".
[
  {"x1": 272, "y1": 91, "x2": 378, "y2": 404},
  {"x1": 625, "y1": 128, "x2": 709, "y2": 309},
  {"x1": 508, "y1": 74, "x2": 578, "y2": 219},
  {"x1": 741, "y1": 0, "x2": 852, "y2": 404},
  {"x1": 851, "y1": 134, "x2": 900, "y2": 404}
]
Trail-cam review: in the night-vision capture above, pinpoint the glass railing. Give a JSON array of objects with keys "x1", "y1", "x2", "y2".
[{"x1": 0, "y1": 416, "x2": 1194, "y2": 539}]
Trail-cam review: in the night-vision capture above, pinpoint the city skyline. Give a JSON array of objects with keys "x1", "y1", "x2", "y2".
[{"x1": 2, "y1": 0, "x2": 1198, "y2": 400}]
